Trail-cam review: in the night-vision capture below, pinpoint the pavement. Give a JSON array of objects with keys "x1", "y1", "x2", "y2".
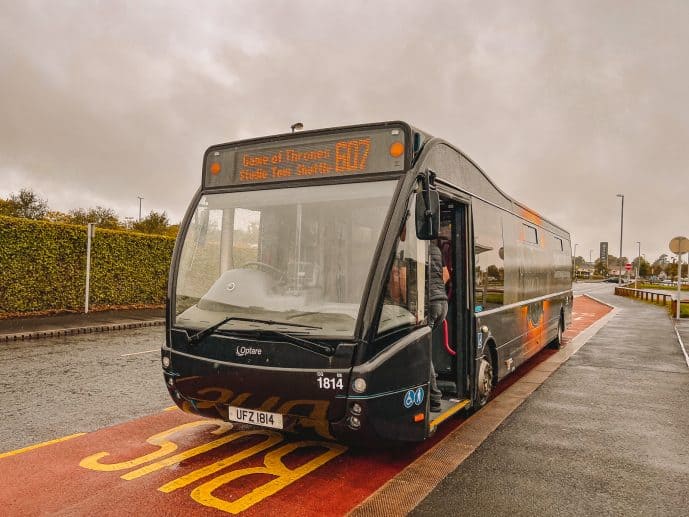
[
  {"x1": 0, "y1": 308, "x2": 164, "y2": 342},
  {"x1": 674, "y1": 318, "x2": 689, "y2": 366},
  {"x1": 412, "y1": 287, "x2": 689, "y2": 516}
]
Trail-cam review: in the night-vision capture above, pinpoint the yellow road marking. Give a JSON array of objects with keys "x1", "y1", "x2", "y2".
[
  {"x1": 124, "y1": 430, "x2": 280, "y2": 481},
  {"x1": 191, "y1": 440, "x2": 347, "y2": 514},
  {"x1": 429, "y1": 399, "x2": 471, "y2": 428},
  {"x1": 80, "y1": 421, "x2": 231, "y2": 472},
  {"x1": 0, "y1": 433, "x2": 86, "y2": 460},
  {"x1": 158, "y1": 430, "x2": 283, "y2": 491},
  {"x1": 163, "y1": 405, "x2": 178, "y2": 412}
]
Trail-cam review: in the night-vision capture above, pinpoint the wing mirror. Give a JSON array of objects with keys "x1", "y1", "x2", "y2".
[{"x1": 415, "y1": 169, "x2": 440, "y2": 240}]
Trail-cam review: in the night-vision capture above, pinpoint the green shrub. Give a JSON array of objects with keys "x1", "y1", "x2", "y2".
[{"x1": 0, "y1": 215, "x2": 174, "y2": 314}]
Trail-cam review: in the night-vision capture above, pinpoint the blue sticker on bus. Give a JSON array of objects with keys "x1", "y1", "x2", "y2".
[
  {"x1": 414, "y1": 387, "x2": 424, "y2": 405},
  {"x1": 403, "y1": 390, "x2": 415, "y2": 408}
]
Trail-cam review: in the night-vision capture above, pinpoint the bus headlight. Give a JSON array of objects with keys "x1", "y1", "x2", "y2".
[
  {"x1": 162, "y1": 356, "x2": 171, "y2": 368},
  {"x1": 351, "y1": 403, "x2": 362, "y2": 415},
  {"x1": 352, "y1": 378, "x2": 367, "y2": 393}
]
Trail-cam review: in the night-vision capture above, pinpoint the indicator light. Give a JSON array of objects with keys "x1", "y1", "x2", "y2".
[
  {"x1": 167, "y1": 377, "x2": 174, "y2": 387},
  {"x1": 389, "y1": 141, "x2": 404, "y2": 158},
  {"x1": 413, "y1": 413, "x2": 425, "y2": 423},
  {"x1": 352, "y1": 378, "x2": 367, "y2": 393},
  {"x1": 162, "y1": 356, "x2": 170, "y2": 368},
  {"x1": 210, "y1": 162, "x2": 221, "y2": 175},
  {"x1": 351, "y1": 403, "x2": 362, "y2": 415},
  {"x1": 348, "y1": 416, "x2": 361, "y2": 429}
]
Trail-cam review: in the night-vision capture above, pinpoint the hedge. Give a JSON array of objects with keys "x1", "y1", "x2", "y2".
[{"x1": 0, "y1": 215, "x2": 175, "y2": 314}]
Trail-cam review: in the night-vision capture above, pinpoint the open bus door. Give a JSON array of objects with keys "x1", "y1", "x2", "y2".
[{"x1": 427, "y1": 195, "x2": 473, "y2": 431}]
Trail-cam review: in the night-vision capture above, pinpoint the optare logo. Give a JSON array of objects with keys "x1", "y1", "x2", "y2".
[
  {"x1": 226, "y1": 282, "x2": 236, "y2": 292},
  {"x1": 236, "y1": 346, "x2": 262, "y2": 357}
]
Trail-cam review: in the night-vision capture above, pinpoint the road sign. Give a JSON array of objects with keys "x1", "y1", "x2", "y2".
[
  {"x1": 669, "y1": 236, "x2": 689, "y2": 254},
  {"x1": 599, "y1": 242, "x2": 608, "y2": 264},
  {"x1": 624, "y1": 263, "x2": 632, "y2": 271},
  {"x1": 669, "y1": 236, "x2": 688, "y2": 320}
]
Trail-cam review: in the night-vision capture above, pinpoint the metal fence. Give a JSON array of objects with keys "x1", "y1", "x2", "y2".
[
  {"x1": 614, "y1": 286, "x2": 672, "y2": 306},
  {"x1": 615, "y1": 286, "x2": 689, "y2": 316}
]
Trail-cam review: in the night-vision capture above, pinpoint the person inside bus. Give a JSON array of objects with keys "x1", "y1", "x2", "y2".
[
  {"x1": 387, "y1": 221, "x2": 448, "y2": 412},
  {"x1": 428, "y1": 238, "x2": 449, "y2": 411}
]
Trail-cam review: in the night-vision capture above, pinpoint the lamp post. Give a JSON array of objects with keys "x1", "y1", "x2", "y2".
[
  {"x1": 636, "y1": 241, "x2": 641, "y2": 288},
  {"x1": 137, "y1": 196, "x2": 144, "y2": 222},
  {"x1": 616, "y1": 194, "x2": 624, "y2": 284},
  {"x1": 573, "y1": 243, "x2": 578, "y2": 281}
]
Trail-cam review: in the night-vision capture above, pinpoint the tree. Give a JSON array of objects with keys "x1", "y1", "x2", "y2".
[
  {"x1": 486, "y1": 264, "x2": 501, "y2": 281},
  {"x1": 5, "y1": 188, "x2": 48, "y2": 219},
  {"x1": 594, "y1": 258, "x2": 608, "y2": 276},
  {"x1": 0, "y1": 198, "x2": 19, "y2": 217},
  {"x1": 133, "y1": 210, "x2": 170, "y2": 235},
  {"x1": 67, "y1": 206, "x2": 121, "y2": 229},
  {"x1": 632, "y1": 257, "x2": 651, "y2": 277}
]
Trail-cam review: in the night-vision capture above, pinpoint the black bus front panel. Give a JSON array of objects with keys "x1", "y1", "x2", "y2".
[
  {"x1": 164, "y1": 327, "x2": 434, "y2": 443},
  {"x1": 165, "y1": 329, "x2": 353, "y2": 438},
  {"x1": 332, "y1": 327, "x2": 433, "y2": 443}
]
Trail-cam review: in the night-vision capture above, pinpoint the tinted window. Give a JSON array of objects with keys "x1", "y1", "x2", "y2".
[
  {"x1": 522, "y1": 224, "x2": 538, "y2": 245},
  {"x1": 473, "y1": 200, "x2": 504, "y2": 311}
]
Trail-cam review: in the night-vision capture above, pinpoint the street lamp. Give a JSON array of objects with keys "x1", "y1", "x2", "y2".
[
  {"x1": 636, "y1": 241, "x2": 641, "y2": 288},
  {"x1": 573, "y1": 243, "x2": 578, "y2": 281},
  {"x1": 137, "y1": 196, "x2": 144, "y2": 222},
  {"x1": 617, "y1": 194, "x2": 624, "y2": 285}
]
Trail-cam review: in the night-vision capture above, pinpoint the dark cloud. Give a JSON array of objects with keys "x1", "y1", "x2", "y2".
[{"x1": 1, "y1": 0, "x2": 688, "y2": 260}]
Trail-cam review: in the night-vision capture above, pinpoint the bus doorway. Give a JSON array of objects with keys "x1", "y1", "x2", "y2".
[{"x1": 431, "y1": 197, "x2": 471, "y2": 414}]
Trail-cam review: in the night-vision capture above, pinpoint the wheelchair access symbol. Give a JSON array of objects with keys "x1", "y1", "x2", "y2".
[{"x1": 403, "y1": 387, "x2": 425, "y2": 408}]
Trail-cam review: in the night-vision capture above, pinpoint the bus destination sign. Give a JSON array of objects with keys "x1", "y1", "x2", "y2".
[
  {"x1": 204, "y1": 126, "x2": 407, "y2": 188},
  {"x1": 238, "y1": 137, "x2": 371, "y2": 182}
]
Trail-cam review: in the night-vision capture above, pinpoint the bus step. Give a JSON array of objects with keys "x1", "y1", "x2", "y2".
[{"x1": 429, "y1": 398, "x2": 471, "y2": 429}]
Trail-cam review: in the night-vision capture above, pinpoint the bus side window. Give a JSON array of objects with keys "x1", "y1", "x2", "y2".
[{"x1": 473, "y1": 199, "x2": 505, "y2": 310}]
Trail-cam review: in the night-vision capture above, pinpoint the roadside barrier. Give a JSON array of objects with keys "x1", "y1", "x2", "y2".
[
  {"x1": 614, "y1": 286, "x2": 689, "y2": 317},
  {"x1": 614, "y1": 286, "x2": 672, "y2": 307}
]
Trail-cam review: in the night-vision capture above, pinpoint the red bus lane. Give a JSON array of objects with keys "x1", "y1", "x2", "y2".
[{"x1": 0, "y1": 296, "x2": 611, "y2": 516}]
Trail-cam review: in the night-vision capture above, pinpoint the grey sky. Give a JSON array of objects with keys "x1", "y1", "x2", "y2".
[{"x1": 1, "y1": 0, "x2": 688, "y2": 261}]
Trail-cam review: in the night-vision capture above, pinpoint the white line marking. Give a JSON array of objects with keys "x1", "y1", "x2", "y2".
[
  {"x1": 120, "y1": 349, "x2": 158, "y2": 357},
  {"x1": 672, "y1": 324, "x2": 689, "y2": 369}
]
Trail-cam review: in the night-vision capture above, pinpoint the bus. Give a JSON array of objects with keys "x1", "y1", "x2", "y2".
[{"x1": 162, "y1": 121, "x2": 572, "y2": 443}]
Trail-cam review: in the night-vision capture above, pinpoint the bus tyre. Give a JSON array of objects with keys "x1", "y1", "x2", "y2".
[
  {"x1": 477, "y1": 355, "x2": 493, "y2": 407},
  {"x1": 549, "y1": 316, "x2": 564, "y2": 350}
]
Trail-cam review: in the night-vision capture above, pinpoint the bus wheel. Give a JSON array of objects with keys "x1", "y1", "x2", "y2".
[
  {"x1": 477, "y1": 355, "x2": 493, "y2": 407},
  {"x1": 549, "y1": 315, "x2": 564, "y2": 350}
]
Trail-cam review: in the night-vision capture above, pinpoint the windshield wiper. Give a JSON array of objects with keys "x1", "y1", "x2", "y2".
[
  {"x1": 255, "y1": 329, "x2": 334, "y2": 355},
  {"x1": 186, "y1": 316, "x2": 321, "y2": 346}
]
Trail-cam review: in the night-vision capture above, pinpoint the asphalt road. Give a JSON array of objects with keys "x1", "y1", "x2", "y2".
[{"x1": 0, "y1": 327, "x2": 171, "y2": 452}]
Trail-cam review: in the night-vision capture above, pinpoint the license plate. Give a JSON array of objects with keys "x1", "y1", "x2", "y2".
[{"x1": 228, "y1": 406, "x2": 283, "y2": 430}]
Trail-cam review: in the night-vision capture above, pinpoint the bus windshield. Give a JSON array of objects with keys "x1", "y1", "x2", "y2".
[{"x1": 174, "y1": 180, "x2": 397, "y2": 337}]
